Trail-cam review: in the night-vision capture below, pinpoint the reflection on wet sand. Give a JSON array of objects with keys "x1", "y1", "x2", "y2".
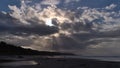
[{"x1": 0, "y1": 60, "x2": 38, "y2": 66}]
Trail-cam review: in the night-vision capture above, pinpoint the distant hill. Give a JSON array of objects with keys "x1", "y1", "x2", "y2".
[{"x1": 0, "y1": 41, "x2": 74, "y2": 55}]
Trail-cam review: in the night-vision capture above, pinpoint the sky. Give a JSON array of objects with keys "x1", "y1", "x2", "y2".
[{"x1": 0, "y1": 0, "x2": 120, "y2": 56}]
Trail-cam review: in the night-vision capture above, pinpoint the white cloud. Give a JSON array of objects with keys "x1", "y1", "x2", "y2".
[
  {"x1": 64, "y1": 0, "x2": 80, "y2": 3},
  {"x1": 105, "y1": 4, "x2": 117, "y2": 10},
  {"x1": 8, "y1": 0, "x2": 75, "y2": 26},
  {"x1": 8, "y1": 0, "x2": 44, "y2": 25},
  {"x1": 1, "y1": 11, "x2": 7, "y2": 14},
  {"x1": 41, "y1": 0, "x2": 60, "y2": 5},
  {"x1": 77, "y1": 6, "x2": 120, "y2": 32},
  {"x1": 8, "y1": 5, "x2": 30, "y2": 25}
]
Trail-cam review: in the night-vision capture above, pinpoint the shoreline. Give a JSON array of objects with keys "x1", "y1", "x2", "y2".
[{"x1": 1, "y1": 56, "x2": 120, "y2": 68}]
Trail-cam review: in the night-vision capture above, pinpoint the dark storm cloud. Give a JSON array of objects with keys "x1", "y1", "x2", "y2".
[
  {"x1": 0, "y1": 25, "x2": 58, "y2": 36},
  {"x1": 0, "y1": 12, "x2": 58, "y2": 36}
]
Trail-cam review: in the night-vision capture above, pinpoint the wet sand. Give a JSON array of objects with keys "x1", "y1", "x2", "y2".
[{"x1": 1, "y1": 56, "x2": 120, "y2": 68}]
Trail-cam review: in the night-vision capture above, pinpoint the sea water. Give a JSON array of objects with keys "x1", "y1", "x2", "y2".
[{"x1": 63, "y1": 55, "x2": 120, "y2": 62}]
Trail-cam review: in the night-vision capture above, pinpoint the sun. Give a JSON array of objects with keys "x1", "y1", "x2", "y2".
[{"x1": 45, "y1": 18, "x2": 54, "y2": 26}]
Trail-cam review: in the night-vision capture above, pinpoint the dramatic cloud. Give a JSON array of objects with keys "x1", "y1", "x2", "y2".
[
  {"x1": 0, "y1": 24, "x2": 58, "y2": 36},
  {"x1": 0, "y1": 0, "x2": 120, "y2": 55},
  {"x1": 8, "y1": 0, "x2": 75, "y2": 26}
]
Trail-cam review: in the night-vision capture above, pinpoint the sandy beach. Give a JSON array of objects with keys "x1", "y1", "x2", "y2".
[{"x1": 1, "y1": 56, "x2": 120, "y2": 68}]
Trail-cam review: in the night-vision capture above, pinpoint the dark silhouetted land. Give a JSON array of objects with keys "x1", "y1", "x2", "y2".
[{"x1": 0, "y1": 41, "x2": 74, "y2": 55}]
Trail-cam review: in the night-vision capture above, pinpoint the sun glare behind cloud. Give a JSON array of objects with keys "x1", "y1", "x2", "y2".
[{"x1": 45, "y1": 18, "x2": 54, "y2": 26}]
